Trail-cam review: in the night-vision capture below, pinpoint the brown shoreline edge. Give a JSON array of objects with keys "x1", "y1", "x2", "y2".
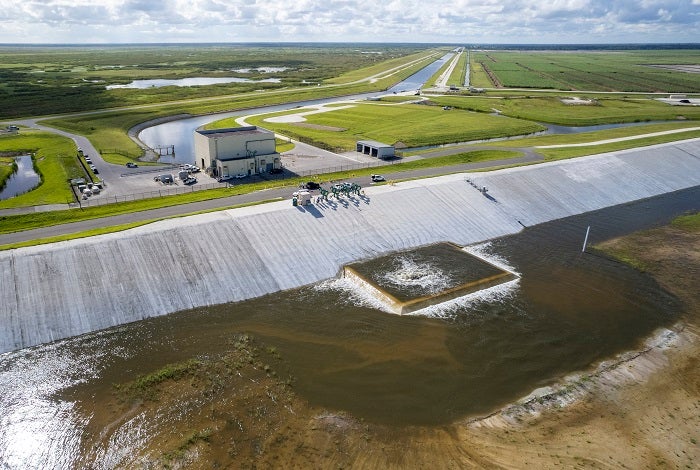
[{"x1": 458, "y1": 222, "x2": 699, "y2": 467}]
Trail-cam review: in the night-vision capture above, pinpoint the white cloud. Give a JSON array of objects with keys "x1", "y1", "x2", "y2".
[{"x1": 0, "y1": 0, "x2": 698, "y2": 43}]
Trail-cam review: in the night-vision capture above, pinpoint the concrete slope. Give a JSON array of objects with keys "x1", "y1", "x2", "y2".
[{"x1": 1, "y1": 139, "x2": 699, "y2": 353}]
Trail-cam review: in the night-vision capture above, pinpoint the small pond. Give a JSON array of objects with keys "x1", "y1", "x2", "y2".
[
  {"x1": 107, "y1": 77, "x2": 281, "y2": 90},
  {"x1": 0, "y1": 155, "x2": 40, "y2": 200}
]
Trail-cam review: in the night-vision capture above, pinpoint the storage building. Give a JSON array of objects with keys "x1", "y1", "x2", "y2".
[
  {"x1": 356, "y1": 140, "x2": 395, "y2": 159},
  {"x1": 194, "y1": 126, "x2": 281, "y2": 179}
]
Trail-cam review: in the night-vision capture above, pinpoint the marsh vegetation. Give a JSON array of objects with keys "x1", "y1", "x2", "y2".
[{"x1": 0, "y1": 44, "x2": 434, "y2": 119}]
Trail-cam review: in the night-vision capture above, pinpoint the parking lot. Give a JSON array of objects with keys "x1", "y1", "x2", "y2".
[{"x1": 74, "y1": 140, "x2": 391, "y2": 206}]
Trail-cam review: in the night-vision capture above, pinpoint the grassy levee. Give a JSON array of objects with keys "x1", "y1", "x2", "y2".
[
  {"x1": 535, "y1": 130, "x2": 700, "y2": 160},
  {"x1": 0, "y1": 130, "x2": 82, "y2": 208},
  {"x1": 0, "y1": 149, "x2": 518, "y2": 241},
  {"x1": 424, "y1": 55, "x2": 454, "y2": 88},
  {"x1": 476, "y1": 121, "x2": 700, "y2": 160},
  {"x1": 447, "y1": 51, "x2": 467, "y2": 87},
  {"x1": 428, "y1": 95, "x2": 700, "y2": 126},
  {"x1": 324, "y1": 49, "x2": 446, "y2": 84},
  {"x1": 241, "y1": 102, "x2": 545, "y2": 151}
]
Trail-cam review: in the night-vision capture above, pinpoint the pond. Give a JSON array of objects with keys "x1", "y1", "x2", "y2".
[
  {"x1": 106, "y1": 76, "x2": 282, "y2": 89},
  {"x1": 0, "y1": 155, "x2": 40, "y2": 200}
]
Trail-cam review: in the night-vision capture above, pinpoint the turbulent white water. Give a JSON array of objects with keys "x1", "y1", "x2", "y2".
[{"x1": 379, "y1": 255, "x2": 453, "y2": 295}]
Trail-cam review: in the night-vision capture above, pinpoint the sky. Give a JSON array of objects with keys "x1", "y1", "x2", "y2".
[{"x1": 1, "y1": 0, "x2": 699, "y2": 45}]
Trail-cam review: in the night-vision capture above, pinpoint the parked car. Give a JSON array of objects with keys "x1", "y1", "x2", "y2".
[
  {"x1": 90, "y1": 165, "x2": 99, "y2": 174},
  {"x1": 234, "y1": 173, "x2": 247, "y2": 179},
  {"x1": 183, "y1": 176, "x2": 197, "y2": 185},
  {"x1": 126, "y1": 162, "x2": 138, "y2": 168},
  {"x1": 85, "y1": 158, "x2": 92, "y2": 164},
  {"x1": 305, "y1": 181, "x2": 321, "y2": 190},
  {"x1": 371, "y1": 174, "x2": 385, "y2": 182},
  {"x1": 89, "y1": 184, "x2": 100, "y2": 194},
  {"x1": 188, "y1": 166, "x2": 201, "y2": 173}
]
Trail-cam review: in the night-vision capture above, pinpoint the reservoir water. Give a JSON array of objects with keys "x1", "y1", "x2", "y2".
[
  {"x1": 0, "y1": 155, "x2": 40, "y2": 200},
  {"x1": 106, "y1": 76, "x2": 281, "y2": 89},
  {"x1": 0, "y1": 186, "x2": 696, "y2": 467}
]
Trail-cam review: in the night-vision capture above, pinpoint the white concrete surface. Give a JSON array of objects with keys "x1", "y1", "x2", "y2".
[{"x1": 1, "y1": 139, "x2": 699, "y2": 353}]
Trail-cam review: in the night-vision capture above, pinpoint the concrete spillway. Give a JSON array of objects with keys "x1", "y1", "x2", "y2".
[{"x1": 1, "y1": 139, "x2": 699, "y2": 353}]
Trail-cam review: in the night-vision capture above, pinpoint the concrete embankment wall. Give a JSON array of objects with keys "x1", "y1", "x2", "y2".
[{"x1": 1, "y1": 139, "x2": 699, "y2": 353}]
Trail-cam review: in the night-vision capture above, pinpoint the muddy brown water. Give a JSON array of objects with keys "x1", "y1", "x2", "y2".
[{"x1": 0, "y1": 187, "x2": 697, "y2": 467}]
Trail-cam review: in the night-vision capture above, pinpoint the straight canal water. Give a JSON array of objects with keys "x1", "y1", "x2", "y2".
[{"x1": 0, "y1": 187, "x2": 697, "y2": 467}]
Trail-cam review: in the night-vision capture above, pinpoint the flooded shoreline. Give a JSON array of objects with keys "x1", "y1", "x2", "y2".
[{"x1": 1, "y1": 187, "x2": 698, "y2": 467}]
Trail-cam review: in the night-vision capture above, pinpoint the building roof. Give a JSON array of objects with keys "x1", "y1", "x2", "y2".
[
  {"x1": 196, "y1": 126, "x2": 273, "y2": 139},
  {"x1": 357, "y1": 139, "x2": 394, "y2": 149}
]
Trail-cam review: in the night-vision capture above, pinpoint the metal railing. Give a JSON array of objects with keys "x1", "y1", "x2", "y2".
[{"x1": 69, "y1": 158, "x2": 399, "y2": 208}]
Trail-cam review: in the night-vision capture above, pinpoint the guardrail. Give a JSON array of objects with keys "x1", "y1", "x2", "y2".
[
  {"x1": 69, "y1": 158, "x2": 400, "y2": 208},
  {"x1": 69, "y1": 181, "x2": 229, "y2": 208}
]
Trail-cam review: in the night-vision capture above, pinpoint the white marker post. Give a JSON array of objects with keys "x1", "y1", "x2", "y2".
[{"x1": 582, "y1": 225, "x2": 591, "y2": 252}]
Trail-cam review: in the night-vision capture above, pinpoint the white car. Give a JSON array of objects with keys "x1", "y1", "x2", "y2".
[
  {"x1": 371, "y1": 174, "x2": 385, "y2": 182},
  {"x1": 234, "y1": 173, "x2": 247, "y2": 179}
]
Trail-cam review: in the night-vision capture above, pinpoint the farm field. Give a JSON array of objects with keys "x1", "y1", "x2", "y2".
[
  {"x1": 429, "y1": 95, "x2": 700, "y2": 125},
  {"x1": 240, "y1": 102, "x2": 546, "y2": 150},
  {"x1": 0, "y1": 44, "x2": 436, "y2": 119},
  {"x1": 471, "y1": 49, "x2": 700, "y2": 92}
]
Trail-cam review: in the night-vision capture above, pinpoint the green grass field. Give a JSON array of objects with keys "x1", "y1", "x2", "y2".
[
  {"x1": 242, "y1": 102, "x2": 545, "y2": 150},
  {"x1": 0, "y1": 156, "x2": 17, "y2": 190},
  {"x1": 428, "y1": 95, "x2": 700, "y2": 126},
  {"x1": 447, "y1": 51, "x2": 467, "y2": 87},
  {"x1": 0, "y1": 130, "x2": 82, "y2": 208},
  {"x1": 470, "y1": 49, "x2": 700, "y2": 92}
]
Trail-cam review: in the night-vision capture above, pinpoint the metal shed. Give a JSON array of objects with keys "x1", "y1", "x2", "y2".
[{"x1": 356, "y1": 140, "x2": 395, "y2": 159}]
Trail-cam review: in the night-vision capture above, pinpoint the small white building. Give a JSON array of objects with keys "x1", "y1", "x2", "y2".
[
  {"x1": 194, "y1": 126, "x2": 281, "y2": 179},
  {"x1": 356, "y1": 140, "x2": 395, "y2": 159}
]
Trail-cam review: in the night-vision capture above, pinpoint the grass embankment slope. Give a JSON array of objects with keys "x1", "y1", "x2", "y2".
[
  {"x1": 243, "y1": 102, "x2": 545, "y2": 151},
  {"x1": 0, "y1": 130, "x2": 81, "y2": 208},
  {"x1": 431, "y1": 95, "x2": 700, "y2": 126}
]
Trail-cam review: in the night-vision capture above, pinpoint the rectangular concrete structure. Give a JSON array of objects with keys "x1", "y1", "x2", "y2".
[
  {"x1": 1, "y1": 139, "x2": 699, "y2": 353},
  {"x1": 343, "y1": 243, "x2": 517, "y2": 314}
]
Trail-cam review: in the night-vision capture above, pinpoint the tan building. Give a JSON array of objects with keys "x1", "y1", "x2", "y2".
[{"x1": 194, "y1": 126, "x2": 281, "y2": 179}]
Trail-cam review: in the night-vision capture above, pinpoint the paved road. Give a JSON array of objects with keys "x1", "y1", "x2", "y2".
[{"x1": 0, "y1": 149, "x2": 541, "y2": 246}]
